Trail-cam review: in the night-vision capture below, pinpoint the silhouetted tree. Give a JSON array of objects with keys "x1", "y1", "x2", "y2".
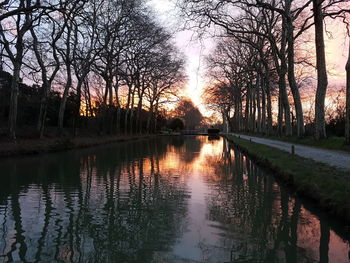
[
  {"x1": 168, "y1": 118, "x2": 185, "y2": 131},
  {"x1": 173, "y1": 98, "x2": 203, "y2": 130}
]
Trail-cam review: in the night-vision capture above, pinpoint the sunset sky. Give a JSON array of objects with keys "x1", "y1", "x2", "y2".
[{"x1": 148, "y1": 0, "x2": 350, "y2": 117}]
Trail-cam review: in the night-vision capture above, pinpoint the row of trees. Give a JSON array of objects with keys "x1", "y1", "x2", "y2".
[
  {"x1": 181, "y1": 0, "x2": 350, "y2": 141},
  {"x1": 0, "y1": 0, "x2": 185, "y2": 140}
]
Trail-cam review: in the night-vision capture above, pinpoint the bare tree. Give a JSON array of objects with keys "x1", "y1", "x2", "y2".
[
  {"x1": 312, "y1": 0, "x2": 328, "y2": 140},
  {"x1": 0, "y1": 0, "x2": 187, "y2": 138},
  {"x1": 179, "y1": 0, "x2": 295, "y2": 135},
  {"x1": 346, "y1": 37, "x2": 350, "y2": 144},
  {"x1": 248, "y1": 0, "x2": 314, "y2": 137},
  {"x1": 145, "y1": 47, "x2": 185, "y2": 133},
  {"x1": 29, "y1": 1, "x2": 75, "y2": 137},
  {"x1": 0, "y1": 0, "x2": 36, "y2": 140},
  {"x1": 71, "y1": 0, "x2": 102, "y2": 135}
]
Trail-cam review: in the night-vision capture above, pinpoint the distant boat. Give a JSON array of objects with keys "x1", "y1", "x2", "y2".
[{"x1": 207, "y1": 128, "x2": 220, "y2": 135}]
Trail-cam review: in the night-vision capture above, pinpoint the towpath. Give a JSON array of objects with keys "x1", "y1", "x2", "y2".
[{"x1": 230, "y1": 133, "x2": 350, "y2": 171}]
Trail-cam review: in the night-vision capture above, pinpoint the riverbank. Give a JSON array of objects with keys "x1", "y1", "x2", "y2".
[
  {"x1": 0, "y1": 134, "x2": 153, "y2": 158},
  {"x1": 235, "y1": 132, "x2": 350, "y2": 153},
  {"x1": 224, "y1": 134, "x2": 350, "y2": 223}
]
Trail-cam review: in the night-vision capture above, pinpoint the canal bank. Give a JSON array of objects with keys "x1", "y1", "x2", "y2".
[
  {"x1": 224, "y1": 134, "x2": 350, "y2": 223},
  {"x1": 0, "y1": 134, "x2": 153, "y2": 158}
]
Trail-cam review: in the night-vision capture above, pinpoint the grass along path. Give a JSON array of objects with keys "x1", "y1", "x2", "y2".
[
  {"x1": 237, "y1": 133, "x2": 350, "y2": 153},
  {"x1": 224, "y1": 134, "x2": 350, "y2": 222},
  {"x1": 279, "y1": 136, "x2": 350, "y2": 152},
  {"x1": 231, "y1": 133, "x2": 350, "y2": 171}
]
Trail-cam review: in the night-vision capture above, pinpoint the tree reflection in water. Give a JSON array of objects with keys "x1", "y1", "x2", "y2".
[
  {"x1": 0, "y1": 136, "x2": 349, "y2": 263},
  {"x1": 0, "y1": 138, "x2": 190, "y2": 262},
  {"x1": 205, "y1": 139, "x2": 350, "y2": 263}
]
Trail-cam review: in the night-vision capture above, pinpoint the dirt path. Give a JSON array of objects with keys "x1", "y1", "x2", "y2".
[{"x1": 231, "y1": 133, "x2": 350, "y2": 171}]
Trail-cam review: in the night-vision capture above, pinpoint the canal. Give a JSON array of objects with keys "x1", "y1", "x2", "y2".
[{"x1": 0, "y1": 136, "x2": 349, "y2": 262}]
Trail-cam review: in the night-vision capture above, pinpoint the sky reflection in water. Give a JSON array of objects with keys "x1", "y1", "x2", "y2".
[{"x1": 0, "y1": 136, "x2": 349, "y2": 263}]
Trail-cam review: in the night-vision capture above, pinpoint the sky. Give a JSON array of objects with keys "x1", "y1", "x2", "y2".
[
  {"x1": 147, "y1": 0, "x2": 216, "y2": 116},
  {"x1": 147, "y1": 0, "x2": 350, "y2": 117}
]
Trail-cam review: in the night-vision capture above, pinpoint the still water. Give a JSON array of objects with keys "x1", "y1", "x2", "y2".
[{"x1": 0, "y1": 136, "x2": 349, "y2": 263}]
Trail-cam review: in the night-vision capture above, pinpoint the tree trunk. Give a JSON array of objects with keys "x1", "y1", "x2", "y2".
[
  {"x1": 147, "y1": 110, "x2": 152, "y2": 134},
  {"x1": 31, "y1": 26, "x2": 53, "y2": 138},
  {"x1": 233, "y1": 99, "x2": 239, "y2": 132},
  {"x1": 2, "y1": 3, "x2": 31, "y2": 141},
  {"x1": 129, "y1": 91, "x2": 135, "y2": 134},
  {"x1": 114, "y1": 82, "x2": 120, "y2": 108},
  {"x1": 73, "y1": 79, "x2": 84, "y2": 136},
  {"x1": 278, "y1": 87, "x2": 284, "y2": 136},
  {"x1": 58, "y1": 67, "x2": 72, "y2": 134},
  {"x1": 237, "y1": 98, "x2": 242, "y2": 132},
  {"x1": 84, "y1": 81, "x2": 93, "y2": 117},
  {"x1": 108, "y1": 79, "x2": 113, "y2": 106},
  {"x1": 116, "y1": 107, "x2": 121, "y2": 134},
  {"x1": 245, "y1": 89, "x2": 250, "y2": 132},
  {"x1": 345, "y1": 38, "x2": 350, "y2": 144},
  {"x1": 319, "y1": 221, "x2": 330, "y2": 263},
  {"x1": 154, "y1": 100, "x2": 159, "y2": 133},
  {"x1": 266, "y1": 86, "x2": 273, "y2": 136},
  {"x1": 280, "y1": 19, "x2": 292, "y2": 137},
  {"x1": 222, "y1": 111, "x2": 227, "y2": 133},
  {"x1": 257, "y1": 83, "x2": 261, "y2": 133},
  {"x1": 37, "y1": 81, "x2": 50, "y2": 138},
  {"x1": 8, "y1": 63, "x2": 21, "y2": 141},
  {"x1": 136, "y1": 96, "x2": 143, "y2": 134},
  {"x1": 261, "y1": 80, "x2": 266, "y2": 134},
  {"x1": 226, "y1": 109, "x2": 233, "y2": 132},
  {"x1": 234, "y1": 86, "x2": 242, "y2": 132},
  {"x1": 124, "y1": 108, "x2": 129, "y2": 134},
  {"x1": 286, "y1": 0, "x2": 305, "y2": 137},
  {"x1": 58, "y1": 22, "x2": 73, "y2": 135},
  {"x1": 262, "y1": 63, "x2": 273, "y2": 135},
  {"x1": 313, "y1": 0, "x2": 328, "y2": 140},
  {"x1": 103, "y1": 83, "x2": 108, "y2": 106},
  {"x1": 103, "y1": 77, "x2": 113, "y2": 106},
  {"x1": 252, "y1": 88, "x2": 257, "y2": 132},
  {"x1": 279, "y1": 72, "x2": 292, "y2": 136}
]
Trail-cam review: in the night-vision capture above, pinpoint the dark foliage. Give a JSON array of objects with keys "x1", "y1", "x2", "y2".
[
  {"x1": 168, "y1": 118, "x2": 185, "y2": 131},
  {"x1": 327, "y1": 117, "x2": 345, "y2": 137}
]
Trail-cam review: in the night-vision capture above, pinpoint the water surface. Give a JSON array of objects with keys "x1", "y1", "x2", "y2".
[{"x1": 0, "y1": 136, "x2": 349, "y2": 262}]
